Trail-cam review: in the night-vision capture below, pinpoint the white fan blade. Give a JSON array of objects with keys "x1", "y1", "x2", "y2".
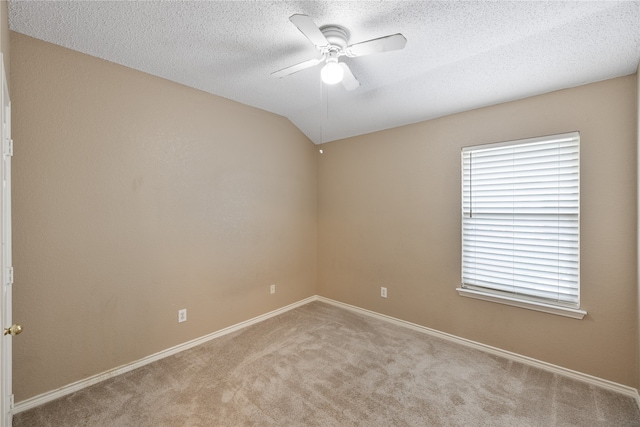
[
  {"x1": 289, "y1": 14, "x2": 329, "y2": 49},
  {"x1": 271, "y1": 57, "x2": 324, "y2": 79},
  {"x1": 346, "y1": 33, "x2": 407, "y2": 57},
  {"x1": 340, "y1": 62, "x2": 360, "y2": 91}
]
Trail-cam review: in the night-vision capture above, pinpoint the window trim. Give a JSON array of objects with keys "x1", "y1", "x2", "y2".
[
  {"x1": 459, "y1": 132, "x2": 585, "y2": 319},
  {"x1": 456, "y1": 287, "x2": 587, "y2": 319}
]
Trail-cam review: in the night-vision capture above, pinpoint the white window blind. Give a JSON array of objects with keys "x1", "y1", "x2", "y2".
[{"x1": 461, "y1": 132, "x2": 580, "y2": 308}]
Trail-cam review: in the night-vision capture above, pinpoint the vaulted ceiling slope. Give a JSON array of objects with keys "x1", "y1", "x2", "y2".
[{"x1": 8, "y1": 1, "x2": 640, "y2": 144}]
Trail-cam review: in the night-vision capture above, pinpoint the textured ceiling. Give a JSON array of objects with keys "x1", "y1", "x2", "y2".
[{"x1": 8, "y1": 1, "x2": 640, "y2": 144}]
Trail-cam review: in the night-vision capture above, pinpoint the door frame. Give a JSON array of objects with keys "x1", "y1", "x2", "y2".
[{"x1": 0, "y1": 52, "x2": 13, "y2": 427}]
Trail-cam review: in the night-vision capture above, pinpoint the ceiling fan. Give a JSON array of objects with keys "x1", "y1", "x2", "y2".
[{"x1": 271, "y1": 14, "x2": 407, "y2": 91}]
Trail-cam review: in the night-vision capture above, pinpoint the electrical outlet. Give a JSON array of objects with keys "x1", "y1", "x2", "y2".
[
  {"x1": 178, "y1": 309, "x2": 187, "y2": 323},
  {"x1": 381, "y1": 287, "x2": 387, "y2": 298},
  {"x1": 270, "y1": 284, "x2": 276, "y2": 295}
]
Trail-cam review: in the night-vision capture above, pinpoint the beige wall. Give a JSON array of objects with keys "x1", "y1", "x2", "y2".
[
  {"x1": 10, "y1": 33, "x2": 317, "y2": 401},
  {"x1": 637, "y1": 66, "x2": 640, "y2": 391},
  {"x1": 318, "y1": 75, "x2": 638, "y2": 388}
]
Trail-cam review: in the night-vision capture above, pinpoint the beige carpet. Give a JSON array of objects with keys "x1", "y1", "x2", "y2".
[{"x1": 13, "y1": 301, "x2": 640, "y2": 426}]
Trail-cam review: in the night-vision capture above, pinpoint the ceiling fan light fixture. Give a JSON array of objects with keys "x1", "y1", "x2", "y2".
[{"x1": 321, "y1": 59, "x2": 344, "y2": 85}]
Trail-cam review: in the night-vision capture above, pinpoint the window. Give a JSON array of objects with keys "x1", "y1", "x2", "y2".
[{"x1": 458, "y1": 132, "x2": 585, "y2": 319}]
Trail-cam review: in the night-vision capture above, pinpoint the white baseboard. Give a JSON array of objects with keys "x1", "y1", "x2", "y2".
[
  {"x1": 316, "y1": 296, "x2": 640, "y2": 406},
  {"x1": 13, "y1": 296, "x2": 317, "y2": 415},
  {"x1": 14, "y1": 294, "x2": 640, "y2": 414}
]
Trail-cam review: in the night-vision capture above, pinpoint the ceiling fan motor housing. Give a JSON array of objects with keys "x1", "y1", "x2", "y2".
[{"x1": 319, "y1": 25, "x2": 349, "y2": 51}]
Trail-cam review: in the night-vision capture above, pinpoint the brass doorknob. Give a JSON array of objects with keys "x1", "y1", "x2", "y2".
[{"x1": 4, "y1": 324, "x2": 22, "y2": 336}]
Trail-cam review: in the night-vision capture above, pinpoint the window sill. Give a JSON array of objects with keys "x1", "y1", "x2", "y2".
[{"x1": 456, "y1": 288, "x2": 587, "y2": 320}]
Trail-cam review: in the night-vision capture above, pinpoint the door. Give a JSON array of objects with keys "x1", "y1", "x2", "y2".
[{"x1": 0, "y1": 53, "x2": 14, "y2": 427}]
